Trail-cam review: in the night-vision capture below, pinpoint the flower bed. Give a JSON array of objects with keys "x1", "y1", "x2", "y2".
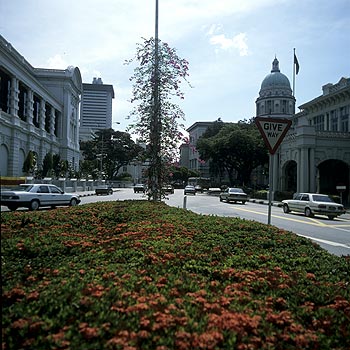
[{"x1": 2, "y1": 201, "x2": 349, "y2": 349}]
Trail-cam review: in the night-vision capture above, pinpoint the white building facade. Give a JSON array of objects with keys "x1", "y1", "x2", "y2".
[
  {"x1": 257, "y1": 58, "x2": 350, "y2": 205},
  {"x1": 184, "y1": 122, "x2": 213, "y2": 178},
  {"x1": 0, "y1": 35, "x2": 82, "y2": 177}
]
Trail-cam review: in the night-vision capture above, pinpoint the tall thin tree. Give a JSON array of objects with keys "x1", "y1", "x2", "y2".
[{"x1": 126, "y1": 0, "x2": 191, "y2": 201}]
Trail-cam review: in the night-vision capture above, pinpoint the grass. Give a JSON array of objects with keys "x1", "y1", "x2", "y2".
[{"x1": 1, "y1": 200, "x2": 350, "y2": 349}]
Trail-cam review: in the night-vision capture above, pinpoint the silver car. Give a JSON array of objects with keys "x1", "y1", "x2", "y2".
[
  {"x1": 184, "y1": 185, "x2": 196, "y2": 195},
  {"x1": 282, "y1": 193, "x2": 345, "y2": 220},
  {"x1": 219, "y1": 187, "x2": 248, "y2": 204},
  {"x1": 1, "y1": 184, "x2": 81, "y2": 211}
]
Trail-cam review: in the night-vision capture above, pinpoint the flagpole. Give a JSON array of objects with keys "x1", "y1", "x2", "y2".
[{"x1": 293, "y1": 48, "x2": 296, "y2": 97}]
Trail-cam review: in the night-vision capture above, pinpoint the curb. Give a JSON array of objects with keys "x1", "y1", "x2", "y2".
[{"x1": 248, "y1": 199, "x2": 283, "y2": 207}]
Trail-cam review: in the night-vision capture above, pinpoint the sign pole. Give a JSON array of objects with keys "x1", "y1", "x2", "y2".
[
  {"x1": 268, "y1": 154, "x2": 273, "y2": 225},
  {"x1": 255, "y1": 117, "x2": 292, "y2": 225}
]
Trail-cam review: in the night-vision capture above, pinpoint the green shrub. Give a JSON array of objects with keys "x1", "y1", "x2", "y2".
[
  {"x1": 274, "y1": 190, "x2": 294, "y2": 202},
  {"x1": 252, "y1": 189, "x2": 268, "y2": 199},
  {"x1": 2, "y1": 201, "x2": 349, "y2": 349}
]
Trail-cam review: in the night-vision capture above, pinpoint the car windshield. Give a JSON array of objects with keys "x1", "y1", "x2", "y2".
[
  {"x1": 9, "y1": 184, "x2": 33, "y2": 192},
  {"x1": 312, "y1": 195, "x2": 334, "y2": 203}
]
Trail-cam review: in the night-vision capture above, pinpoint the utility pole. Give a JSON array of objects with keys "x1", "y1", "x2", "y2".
[{"x1": 149, "y1": 0, "x2": 162, "y2": 201}]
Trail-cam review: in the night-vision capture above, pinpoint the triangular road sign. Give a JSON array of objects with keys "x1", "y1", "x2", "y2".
[{"x1": 255, "y1": 117, "x2": 292, "y2": 155}]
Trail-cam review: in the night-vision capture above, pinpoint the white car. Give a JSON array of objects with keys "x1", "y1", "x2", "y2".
[
  {"x1": 1, "y1": 184, "x2": 81, "y2": 211},
  {"x1": 219, "y1": 187, "x2": 248, "y2": 204},
  {"x1": 184, "y1": 185, "x2": 196, "y2": 195},
  {"x1": 282, "y1": 193, "x2": 346, "y2": 220}
]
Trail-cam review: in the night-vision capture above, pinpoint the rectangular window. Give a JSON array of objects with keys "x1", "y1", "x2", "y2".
[
  {"x1": 313, "y1": 114, "x2": 324, "y2": 131},
  {"x1": 340, "y1": 106, "x2": 349, "y2": 132},
  {"x1": 330, "y1": 110, "x2": 338, "y2": 131}
]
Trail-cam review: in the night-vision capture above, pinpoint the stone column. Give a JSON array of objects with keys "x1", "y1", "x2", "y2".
[
  {"x1": 297, "y1": 149, "x2": 301, "y2": 193},
  {"x1": 300, "y1": 148, "x2": 309, "y2": 192},
  {"x1": 50, "y1": 107, "x2": 56, "y2": 135},
  {"x1": 9, "y1": 77, "x2": 19, "y2": 117},
  {"x1": 26, "y1": 90, "x2": 34, "y2": 125},
  {"x1": 39, "y1": 99, "x2": 46, "y2": 130},
  {"x1": 309, "y1": 148, "x2": 316, "y2": 192}
]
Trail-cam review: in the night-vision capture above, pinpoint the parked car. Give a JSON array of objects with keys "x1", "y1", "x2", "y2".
[
  {"x1": 95, "y1": 185, "x2": 113, "y2": 195},
  {"x1": 184, "y1": 185, "x2": 196, "y2": 195},
  {"x1": 163, "y1": 185, "x2": 174, "y2": 194},
  {"x1": 0, "y1": 184, "x2": 81, "y2": 211},
  {"x1": 282, "y1": 193, "x2": 346, "y2": 220},
  {"x1": 219, "y1": 187, "x2": 248, "y2": 204},
  {"x1": 134, "y1": 184, "x2": 146, "y2": 193},
  {"x1": 195, "y1": 185, "x2": 203, "y2": 193}
]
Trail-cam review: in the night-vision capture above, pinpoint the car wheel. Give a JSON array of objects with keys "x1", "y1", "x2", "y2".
[
  {"x1": 8, "y1": 204, "x2": 18, "y2": 211},
  {"x1": 305, "y1": 207, "x2": 313, "y2": 217},
  {"x1": 283, "y1": 204, "x2": 290, "y2": 213},
  {"x1": 70, "y1": 198, "x2": 78, "y2": 207},
  {"x1": 219, "y1": 196, "x2": 223, "y2": 202},
  {"x1": 242, "y1": 201, "x2": 246, "y2": 204},
  {"x1": 328, "y1": 215, "x2": 336, "y2": 220},
  {"x1": 29, "y1": 199, "x2": 40, "y2": 211}
]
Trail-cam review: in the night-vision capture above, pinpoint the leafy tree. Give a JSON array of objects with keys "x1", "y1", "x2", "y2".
[
  {"x1": 196, "y1": 119, "x2": 268, "y2": 186},
  {"x1": 80, "y1": 129, "x2": 144, "y2": 180},
  {"x1": 42, "y1": 152, "x2": 53, "y2": 177},
  {"x1": 201, "y1": 118, "x2": 225, "y2": 138},
  {"x1": 22, "y1": 150, "x2": 36, "y2": 175},
  {"x1": 125, "y1": 37, "x2": 190, "y2": 200},
  {"x1": 169, "y1": 165, "x2": 200, "y2": 185}
]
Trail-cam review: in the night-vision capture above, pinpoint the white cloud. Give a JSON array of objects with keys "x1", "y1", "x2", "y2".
[
  {"x1": 47, "y1": 54, "x2": 68, "y2": 69},
  {"x1": 209, "y1": 32, "x2": 249, "y2": 56}
]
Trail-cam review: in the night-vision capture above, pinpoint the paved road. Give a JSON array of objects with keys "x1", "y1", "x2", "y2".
[
  {"x1": 2, "y1": 188, "x2": 350, "y2": 256},
  {"x1": 77, "y1": 188, "x2": 350, "y2": 257}
]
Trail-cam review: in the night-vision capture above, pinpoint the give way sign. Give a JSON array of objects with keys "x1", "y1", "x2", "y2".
[{"x1": 255, "y1": 117, "x2": 292, "y2": 155}]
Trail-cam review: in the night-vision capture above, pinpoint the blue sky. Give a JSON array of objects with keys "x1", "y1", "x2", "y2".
[{"x1": 1, "y1": 0, "x2": 349, "y2": 135}]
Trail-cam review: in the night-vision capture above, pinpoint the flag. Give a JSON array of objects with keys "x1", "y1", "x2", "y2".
[{"x1": 294, "y1": 53, "x2": 300, "y2": 75}]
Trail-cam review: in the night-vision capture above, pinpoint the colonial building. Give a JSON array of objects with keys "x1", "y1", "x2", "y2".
[
  {"x1": 0, "y1": 35, "x2": 82, "y2": 177},
  {"x1": 257, "y1": 58, "x2": 350, "y2": 205},
  {"x1": 183, "y1": 122, "x2": 213, "y2": 178},
  {"x1": 181, "y1": 57, "x2": 350, "y2": 205}
]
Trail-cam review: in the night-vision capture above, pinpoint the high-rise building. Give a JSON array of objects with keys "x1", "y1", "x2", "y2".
[{"x1": 79, "y1": 78, "x2": 115, "y2": 141}]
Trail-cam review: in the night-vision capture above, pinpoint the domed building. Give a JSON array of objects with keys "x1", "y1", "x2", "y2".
[
  {"x1": 256, "y1": 57, "x2": 350, "y2": 206},
  {"x1": 256, "y1": 57, "x2": 295, "y2": 118}
]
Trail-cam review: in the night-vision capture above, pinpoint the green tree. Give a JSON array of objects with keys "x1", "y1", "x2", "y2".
[
  {"x1": 125, "y1": 37, "x2": 190, "y2": 200},
  {"x1": 22, "y1": 150, "x2": 35, "y2": 175},
  {"x1": 80, "y1": 129, "x2": 144, "y2": 180},
  {"x1": 169, "y1": 165, "x2": 200, "y2": 185},
  {"x1": 196, "y1": 119, "x2": 269, "y2": 186},
  {"x1": 42, "y1": 152, "x2": 53, "y2": 177}
]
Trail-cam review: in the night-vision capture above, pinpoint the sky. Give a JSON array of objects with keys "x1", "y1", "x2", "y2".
[{"x1": 1, "y1": 0, "x2": 349, "y2": 135}]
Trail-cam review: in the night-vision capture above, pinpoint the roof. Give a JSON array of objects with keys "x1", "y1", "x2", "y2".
[{"x1": 259, "y1": 57, "x2": 292, "y2": 93}]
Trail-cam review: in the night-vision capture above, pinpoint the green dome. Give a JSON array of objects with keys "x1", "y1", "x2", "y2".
[{"x1": 260, "y1": 58, "x2": 292, "y2": 94}]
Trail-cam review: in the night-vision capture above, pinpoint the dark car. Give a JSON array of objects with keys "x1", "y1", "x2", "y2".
[
  {"x1": 219, "y1": 187, "x2": 248, "y2": 204},
  {"x1": 134, "y1": 184, "x2": 146, "y2": 193},
  {"x1": 95, "y1": 185, "x2": 113, "y2": 195},
  {"x1": 1, "y1": 184, "x2": 81, "y2": 211}
]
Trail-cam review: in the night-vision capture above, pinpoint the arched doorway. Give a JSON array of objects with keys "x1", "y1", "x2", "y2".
[
  {"x1": 0, "y1": 144, "x2": 9, "y2": 176},
  {"x1": 318, "y1": 159, "x2": 349, "y2": 205},
  {"x1": 284, "y1": 160, "x2": 297, "y2": 192}
]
